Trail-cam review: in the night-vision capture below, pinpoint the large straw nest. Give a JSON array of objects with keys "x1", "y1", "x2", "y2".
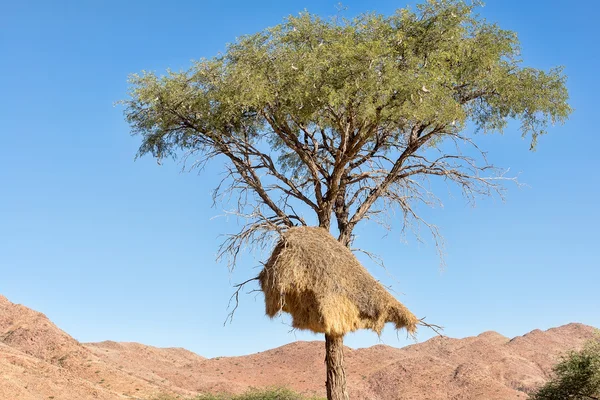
[{"x1": 259, "y1": 226, "x2": 418, "y2": 337}]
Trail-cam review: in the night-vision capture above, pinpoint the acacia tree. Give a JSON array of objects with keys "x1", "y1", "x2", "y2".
[{"x1": 123, "y1": 1, "x2": 570, "y2": 399}]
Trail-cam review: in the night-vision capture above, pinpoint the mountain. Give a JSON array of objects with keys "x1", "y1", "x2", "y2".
[
  {"x1": 0, "y1": 294, "x2": 596, "y2": 399},
  {"x1": 0, "y1": 295, "x2": 193, "y2": 400}
]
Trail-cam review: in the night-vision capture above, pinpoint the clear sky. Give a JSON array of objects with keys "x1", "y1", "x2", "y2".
[{"x1": 1, "y1": 0, "x2": 598, "y2": 358}]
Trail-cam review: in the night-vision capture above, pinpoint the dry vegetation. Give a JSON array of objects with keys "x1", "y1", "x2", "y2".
[
  {"x1": 259, "y1": 226, "x2": 417, "y2": 336},
  {"x1": 153, "y1": 388, "x2": 325, "y2": 400}
]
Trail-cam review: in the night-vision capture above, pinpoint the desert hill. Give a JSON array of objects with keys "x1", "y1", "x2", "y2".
[{"x1": 0, "y1": 294, "x2": 596, "y2": 399}]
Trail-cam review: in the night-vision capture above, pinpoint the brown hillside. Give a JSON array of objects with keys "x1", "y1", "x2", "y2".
[
  {"x1": 0, "y1": 295, "x2": 192, "y2": 400},
  {"x1": 0, "y1": 294, "x2": 597, "y2": 400}
]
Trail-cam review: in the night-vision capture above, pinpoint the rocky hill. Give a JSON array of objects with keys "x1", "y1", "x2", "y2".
[{"x1": 0, "y1": 295, "x2": 596, "y2": 399}]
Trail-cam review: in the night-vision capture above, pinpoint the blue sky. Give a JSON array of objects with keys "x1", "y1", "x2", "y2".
[{"x1": 1, "y1": 0, "x2": 598, "y2": 358}]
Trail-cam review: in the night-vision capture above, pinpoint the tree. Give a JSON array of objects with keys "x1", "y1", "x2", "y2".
[
  {"x1": 122, "y1": 1, "x2": 571, "y2": 399},
  {"x1": 530, "y1": 337, "x2": 600, "y2": 400}
]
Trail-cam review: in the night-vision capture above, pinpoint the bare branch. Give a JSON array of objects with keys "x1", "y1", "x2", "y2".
[
  {"x1": 418, "y1": 317, "x2": 445, "y2": 337},
  {"x1": 225, "y1": 276, "x2": 260, "y2": 325}
]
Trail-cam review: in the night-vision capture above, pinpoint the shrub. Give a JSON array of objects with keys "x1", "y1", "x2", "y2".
[
  {"x1": 153, "y1": 387, "x2": 325, "y2": 400},
  {"x1": 530, "y1": 336, "x2": 600, "y2": 400}
]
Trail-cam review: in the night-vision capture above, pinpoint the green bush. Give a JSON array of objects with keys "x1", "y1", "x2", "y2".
[
  {"x1": 530, "y1": 336, "x2": 600, "y2": 400},
  {"x1": 153, "y1": 387, "x2": 325, "y2": 400}
]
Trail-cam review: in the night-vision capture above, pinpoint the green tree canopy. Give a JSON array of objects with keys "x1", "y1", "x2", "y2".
[
  {"x1": 531, "y1": 337, "x2": 600, "y2": 400},
  {"x1": 124, "y1": 0, "x2": 570, "y2": 256}
]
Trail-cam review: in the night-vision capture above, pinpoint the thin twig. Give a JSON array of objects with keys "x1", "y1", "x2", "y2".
[
  {"x1": 418, "y1": 317, "x2": 445, "y2": 337},
  {"x1": 224, "y1": 276, "x2": 260, "y2": 325}
]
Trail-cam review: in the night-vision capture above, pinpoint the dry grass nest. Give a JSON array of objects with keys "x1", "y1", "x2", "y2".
[{"x1": 259, "y1": 226, "x2": 418, "y2": 336}]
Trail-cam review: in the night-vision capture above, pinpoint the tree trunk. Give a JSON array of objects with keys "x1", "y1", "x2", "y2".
[{"x1": 325, "y1": 334, "x2": 349, "y2": 400}]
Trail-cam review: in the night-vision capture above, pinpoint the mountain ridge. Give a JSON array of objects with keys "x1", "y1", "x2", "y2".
[{"x1": 0, "y1": 294, "x2": 596, "y2": 399}]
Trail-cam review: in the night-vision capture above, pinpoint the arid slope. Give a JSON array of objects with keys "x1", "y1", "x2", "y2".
[{"x1": 0, "y1": 295, "x2": 596, "y2": 399}]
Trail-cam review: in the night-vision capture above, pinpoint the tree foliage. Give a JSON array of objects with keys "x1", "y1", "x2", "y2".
[
  {"x1": 123, "y1": 0, "x2": 570, "y2": 264},
  {"x1": 530, "y1": 337, "x2": 600, "y2": 400}
]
